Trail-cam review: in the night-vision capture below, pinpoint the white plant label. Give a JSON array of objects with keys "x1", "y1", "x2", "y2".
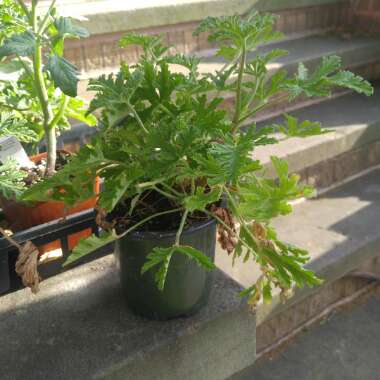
[{"x1": 0, "y1": 136, "x2": 33, "y2": 168}]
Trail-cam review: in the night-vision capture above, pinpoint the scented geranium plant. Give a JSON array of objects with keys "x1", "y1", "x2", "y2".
[
  {"x1": 0, "y1": 0, "x2": 95, "y2": 198},
  {"x1": 23, "y1": 12, "x2": 373, "y2": 305}
]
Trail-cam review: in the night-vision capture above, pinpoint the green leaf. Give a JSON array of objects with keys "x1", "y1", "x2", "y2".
[
  {"x1": 297, "y1": 62, "x2": 308, "y2": 81},
  {"x1": 142, "y1": 245, "x2": 216, "y2": 290},
  {"x1": 0, "y1": 60, "x2": 25, "y2": 81},
  {"x1": 52, "y1": 17, "x2": 89, "y2": 55},
  {"x1": 0, "y1": 31, "x2": 35, "y2": 58},
  {"x1": 330, "y1": 70, "x2": 373, "y2": 96},
  {"x1": 0, "y1": 158, "x2": 25, "y2": 199},
  {"x1": 141, "y1": 246, "x2": 174, "y2": 290},
  {"x1": 54, "y1": 17, "x2": 89, "y2": 39},
  {"x1": 209, "y1": 129, "x2": 261, "y2": 184},
  {"x1": 46, "y1": 54, "x2": 79, "y2": 97},
  {"x1": 64, "y1": 232, "x2": 117, "y2": 266},
  {"x1": 65, "y1": 98, "x2": 97, "y2": 126},
  {"x1": 274, "y1": 114, "x2": 331, "y2": 138},
  {"x1": 238, "y1": 157, "x2": 313, "y2": 221},
  {"x1": 183, "y1": 187, "x2": 221, "y2": 212},
  {"x1": 262, "y1": 283, "x2": 273, "y2": 304},
  {"x1": 99, "y1": 165, "x2": 144, "y2": 212},
  {"x1": 119, "y1": 33, "x2": 168, "y2": 60},
  {"x1": 175, "y1": 245, "x2": 216, "y2": 270},
  {"x1": 284, "y1": 55, "x2": 374, "y2": 99}
]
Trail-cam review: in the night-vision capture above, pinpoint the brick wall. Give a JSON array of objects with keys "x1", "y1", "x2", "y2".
[{"x1": 349, "y1": 0, "x2": 380, "y2": 32}]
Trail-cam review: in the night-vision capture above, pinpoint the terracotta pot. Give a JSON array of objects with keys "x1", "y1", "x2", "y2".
[{"x1": 1, "y1": 152, "x2": 100, "y2": 255}]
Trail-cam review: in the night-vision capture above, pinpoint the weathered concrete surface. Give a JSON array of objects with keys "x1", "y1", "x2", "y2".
[
  {"x1": 216, "y1": 168, "x2": 380, "y2": 325},
  {"x1": 41, "y1": 0, "x2": 349, "y2": 35},
  {"x1": 231, "y1": 290, "x2": 380, "y2": 380},
  {"x1": 0, "y1": 256, "x2": 256, "y2": 380}
]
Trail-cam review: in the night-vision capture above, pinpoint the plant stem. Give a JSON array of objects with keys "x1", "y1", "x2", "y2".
[
  {"x1": 204, "y1": 209, "x2": 252, "y2": 254},
  {"x1": 30, "y1": 0, "x2": 56, "y2": 175},
  {"x1": 223, "y1": 185, "x2": 260, "y2": 249},
  {"x1": 118, "y1": 208, "x2": 182, "y2": 239},
  {"x1": 127, "y1": 101, "x2": 148, "y2": 134},
  {"x1": 175, "y1": 209, "x2": 189, "y2": 246},
  {"x1": 15, "y1": 0, "x2": 31, "y2": 22},
  {"x1": 152, "y1": 185, "x2": 178, "y2": 200},
  {"x1": 232, "y1": 41, "x2": 247, "y2": 134},
  {"x1": 37, "y1": 0, "x2": 56, "y2": 35},
  {"x1": 49, "y1": 94, "x2": 69, "y2": 130}
]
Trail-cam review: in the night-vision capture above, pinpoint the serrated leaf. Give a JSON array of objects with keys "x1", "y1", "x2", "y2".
[
  {"x1": 141, "y1": 246, "x2": 174, "y2": 290},
  {"x1": 183, "y1": 187, "x2": 221, "y2": 212},
  {"x1": 142, "y1": 245, "x2": 215, "y2": 290},
  {"x1": 0, "y1": 31, "x2": 35, "y2": 58},
  {"x1": 0, "y1": 158, "x2": 25, "y2": 199},
  {"x1": 54, "y1": 17, "x2": 89, "y2": 39},
  {"x1": 46, "y1": 54, "x2": 79, "y2": 97},
  {"x1": 275, "y1": 114, "x2": 330, "y2": 138},
  {"x1": 297, "y1": 62, "x2": 308, "y2": 81},
  {"x1": 52, "y1": 17, "x2": 89, "y2": 55},
  {"x1": 0, "y1": 60, "x2": 25, "y2": 80},
  {"x1": 330, "y1": 70, "x2": 373, "y2": 96},
  {"x1": 64, "y1": 232, "x2": 117, "y2": 266}
]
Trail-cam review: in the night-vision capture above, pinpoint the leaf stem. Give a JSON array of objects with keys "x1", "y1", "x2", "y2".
[
  {"x1": 118, "y1": 208, "x2": 182, "y2": 239},
  {"x1": 30, "y1": 1, "x2": 56, "y2": 175},
  {"x1": 175, "y1": 209, "x2": 189, "y2": 246},
  {"x1": 223, "y1": 185, "x2": 260, "y2": 249},
  {"x1": 152, "y1": 185, "x2": 179, "y2": 200},
  {"x1": 232, "y1": 41, "x2": 247, "y2": 134},
  {"x1": 37, "y1": 0, "x2": 57, "y2": 35},
  {"x1": 127, "y1": 101, "x2": 148, "y2": 134},
  {"x1": 15, "y1": 0, "x2": 31, "y2": 22},
  {"x1": 49, "y1": 94, "x2": 69, "y2": 130}
]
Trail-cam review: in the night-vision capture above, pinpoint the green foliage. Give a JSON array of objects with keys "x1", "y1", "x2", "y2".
[
  {"x1": 184, "y1": 188, "x2": 222, "y2": 212},
  {"x1": 25, "y1": 11, "x2": 373, "y2": 305},
  {"x1": 0, "y1": 159, "x2": 26, "y2": 199},
  {"x1": 46, "y1": 54, "x2": 79, "y2": 97},
  {"x1": 285, "y1": 56, "x2": 373, "y2": 99},
  {"x1": 274, "y1": 114, "x2": 330, "y2": 138},
  {"x1": 141, "y1": 245, "x2": 216, "y2": 290},
  {"x1": 64, "y1": 231, "x2": 117, "y2": 266},
  {"x1": 0, "y1": 31, "x2": 35, "y2": 58},
  {"x1": 0, "y1": 0, "x2": 91, "y2": 180}
]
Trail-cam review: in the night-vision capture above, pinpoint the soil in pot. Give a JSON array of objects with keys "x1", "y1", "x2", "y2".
[
  {"x1": 111, "y1": 192, "x2": 217, "y2": 320},
  {"x1": 1, "y1": 151, "x2": 100, "y2": 255}
]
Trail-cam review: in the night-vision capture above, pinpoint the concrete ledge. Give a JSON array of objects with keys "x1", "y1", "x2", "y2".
[
  {"x1": 0, "y1": 256, "x2": 256, "y2": 380},
  {"x1": 47, "y1": 0, "x2": 349, "y2": 35}
]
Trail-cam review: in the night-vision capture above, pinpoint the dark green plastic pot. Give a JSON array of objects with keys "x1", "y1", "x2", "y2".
[{"x1": 115, "y1": 218, "x2": 216, "y2": 320}]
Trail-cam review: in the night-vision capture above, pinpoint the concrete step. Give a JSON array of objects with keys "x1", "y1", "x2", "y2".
[
  {"x1": 0, "y1": 258, "x2": 255, "y2": 380},
  {"x1": 232, "y1": 289, "x2": 380, "y2": 380}
]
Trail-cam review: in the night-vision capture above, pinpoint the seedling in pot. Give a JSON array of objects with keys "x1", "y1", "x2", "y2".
[{"x1": 0, "y1": 0, "x2": 95, "y2": 199}]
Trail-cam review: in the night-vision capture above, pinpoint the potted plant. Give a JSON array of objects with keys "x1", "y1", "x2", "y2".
[
  {"x1": 23, "y1": 12, "x2": 373, "y2": 319},
  {"x1": 0, "y1": 0, "x2": 97, "y2": 254}
]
